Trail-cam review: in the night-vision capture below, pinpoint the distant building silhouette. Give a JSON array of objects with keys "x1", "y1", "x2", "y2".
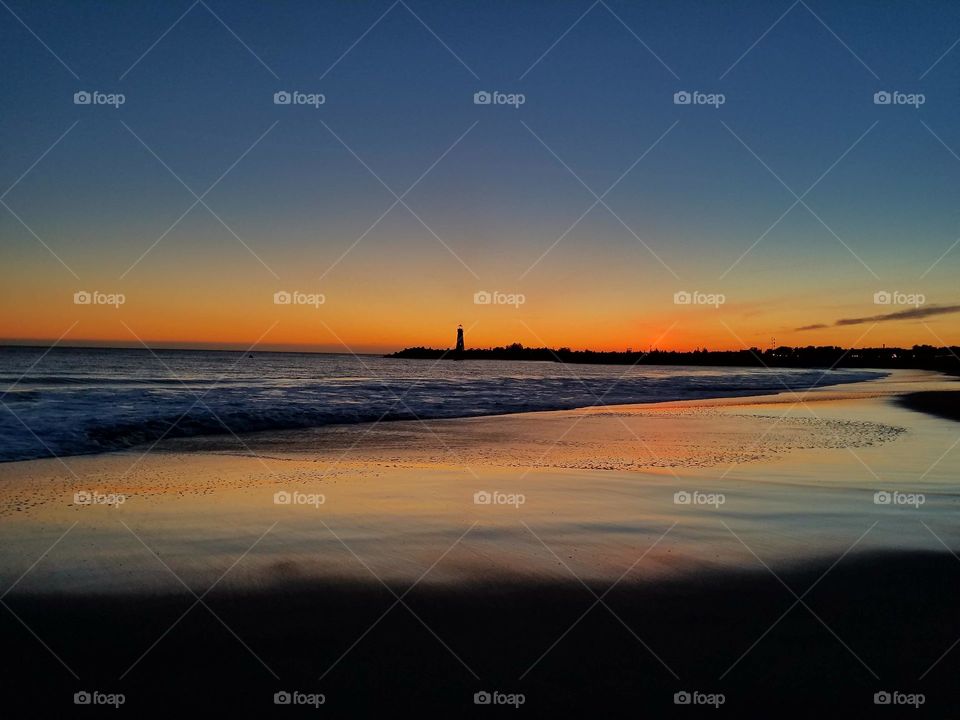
[{"x1": 456, "y1": 324, "x2": 464, "y2": 352}]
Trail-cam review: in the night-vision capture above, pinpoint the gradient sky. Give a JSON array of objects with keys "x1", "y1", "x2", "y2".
[{"x1": 1, "y1": 0, "x2": 959, "y2": 352}]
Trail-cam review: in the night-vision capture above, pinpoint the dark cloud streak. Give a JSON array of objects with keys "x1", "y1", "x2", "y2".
[{"x1": 796, "y1": 304, "x2": 960, "y2": 331}]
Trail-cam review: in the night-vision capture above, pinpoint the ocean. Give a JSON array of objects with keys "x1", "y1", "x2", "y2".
[{"x1": 0, "y1": 346, "x2": 883, "y2": 462}]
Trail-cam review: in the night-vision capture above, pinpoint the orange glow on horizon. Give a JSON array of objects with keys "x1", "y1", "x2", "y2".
[
  {"x1": 2, "y1": 261, "x2": 957, "y2": 354},
  {"x1": 2, "y1": 306, "x2": 955, "y2": 355}
]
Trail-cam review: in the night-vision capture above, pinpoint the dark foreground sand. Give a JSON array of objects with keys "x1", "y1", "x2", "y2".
[{"x1": 2, "y1": 551, "x2": 956, "y2": 714}]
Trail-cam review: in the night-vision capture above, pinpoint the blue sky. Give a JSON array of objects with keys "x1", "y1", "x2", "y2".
[{"x1": 2, "y1": 0, "x2": 959, "y2": 350}]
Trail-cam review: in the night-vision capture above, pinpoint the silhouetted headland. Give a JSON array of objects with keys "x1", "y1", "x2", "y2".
[
  {"x1": 897, "y1": 390, "x2": 960, "y2": 421},
  {"x1": 388, "y1": 343, "x2": 960, "y2": 372}
]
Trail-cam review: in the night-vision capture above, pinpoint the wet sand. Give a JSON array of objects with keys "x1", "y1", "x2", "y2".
[{"x1": 1, "y1": 369, "x2": 958, "y2": 713}]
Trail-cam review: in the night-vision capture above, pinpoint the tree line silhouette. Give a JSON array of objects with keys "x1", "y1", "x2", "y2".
[{"x1": 388, "y1": 343, "x2": 960, "y2": 372}]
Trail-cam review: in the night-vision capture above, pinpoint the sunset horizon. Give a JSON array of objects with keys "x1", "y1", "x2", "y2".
[{"x1": 4, "y1": 0, "x2": 959, "y2": 359}]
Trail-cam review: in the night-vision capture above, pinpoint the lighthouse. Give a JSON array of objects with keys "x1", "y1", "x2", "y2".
[{"x1": 455, "y1": 324, "x2": 464, "y2": 353}]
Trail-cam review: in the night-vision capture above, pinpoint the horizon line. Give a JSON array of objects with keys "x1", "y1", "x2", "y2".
[{"x1": 0, "y1": 339, "x2": 956, "y2": 357}]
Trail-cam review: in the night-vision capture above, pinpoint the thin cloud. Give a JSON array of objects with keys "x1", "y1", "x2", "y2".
[{"x1": 797, "y1": 304, "x2": 960, "y2": 331}]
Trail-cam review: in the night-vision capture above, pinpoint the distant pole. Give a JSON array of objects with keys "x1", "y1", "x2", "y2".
[{"x1": 456, "y1": 324, "x2": 464, "y2": 353}]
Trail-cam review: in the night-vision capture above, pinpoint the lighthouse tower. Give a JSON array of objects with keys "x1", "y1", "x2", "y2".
[{"x1": 455, "y1": 324, "x2": 465, "y2": 352}]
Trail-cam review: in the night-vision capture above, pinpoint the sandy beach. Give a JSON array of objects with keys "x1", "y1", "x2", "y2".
[{"x1": 1, "y1": 369, "x2": 958, "y2": 712}]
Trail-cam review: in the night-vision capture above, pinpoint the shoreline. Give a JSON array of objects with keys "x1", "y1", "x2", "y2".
[
  {"x1": 3, "y1": 366, "x2": 955, "y2": 469},
  {"x1": 2, "y1": 370, "x2": 959, "y2": 713},
  {"x1": 0, "y1": 364, "x2": 889, "y2": 465},
  {"x1": 1, "y1": 370, "x2": 957, "y2": 573}
]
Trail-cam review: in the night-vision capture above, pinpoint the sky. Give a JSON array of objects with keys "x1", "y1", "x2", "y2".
[{"x1": 1, "y1": 0, "x2": 959, "y2": 353}]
